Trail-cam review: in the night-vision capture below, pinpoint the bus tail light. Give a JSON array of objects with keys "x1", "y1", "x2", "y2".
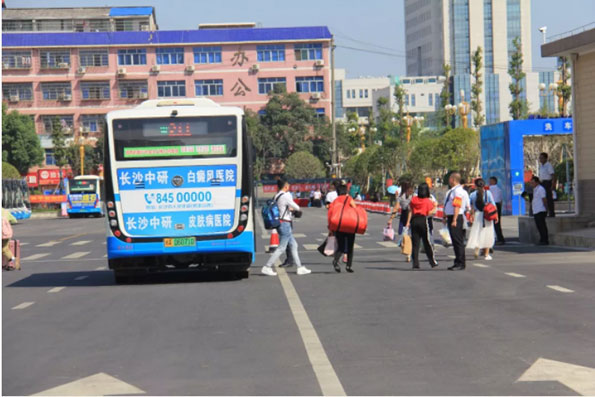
[
  {"x1": 125, "y1": 237, "x2": 132, "y2": 243},
  {"x1": 110, "y1": 219, "x2": 118, "y2": 227},
  {"x1": 114, "y1": 230, "x2": 121, "y2": 237},
  {"x1": 227, "y1": 233, "x2": 234, "y2": 239},
  {"x1": 240, "y1": 214, "x2": 248, "y2": 221},
  {"x1": 107, "y1": 201, "x2": 114, "y2": 209},
  {"x1": 237, "y1": 225, "x2": 245, "y2": 232},
  {"x1": 241, "y1": 205, "x2": 248, "y2": 213},
  {"x1": 108, "y1": 210, "x2": 116, "y2": 218},
  {"x1": 241, "y1": 196, "x2": 250, "y2": 204}
]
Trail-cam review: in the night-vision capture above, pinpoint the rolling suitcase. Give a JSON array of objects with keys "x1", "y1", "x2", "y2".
[{"x1": 6, "y1": 239, "x2": 21, "y2": 270}]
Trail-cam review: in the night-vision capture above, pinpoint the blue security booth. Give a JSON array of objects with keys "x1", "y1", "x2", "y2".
[{"x1": 480, "y1": 118, "x2": 573, "y2": 216}]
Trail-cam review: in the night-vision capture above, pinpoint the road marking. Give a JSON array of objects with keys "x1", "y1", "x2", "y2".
[
  {"x1": 95, "y1": 266, "x2": 107, "y2": 270},
  {"x1": 255, "y1": 213, "x2": 268, "y2": 239},
  {"x1": 59, "y1": 232, "x2": 88, "y2": 242},
  {"x1": 293, "y1": 233, "x2": 307, "y2": 238},
  {"x1": 316, "y1": 238, "x2": 324, "y2": 242},
  {"x1": 378, "y1": 241, "x2": 398, "y2": 248},
  {"x1": 47, "y1": 287, "x2": 65, "y2": 293},
  {"x1": 505, "y1": 272, "x2": 526, "y2": 278},
  {"x1": 303, "y1": 244, "x2": 320, "y2": 251},
  {"x1": 353, "y1": 243, "x2": 362, "y2": 249},
  {"x1": 321, "y1": 232, "x2": 329, "y2": 236},
  {"x1": 547, "y1": 285, "x2": 574, "y2": 293},
  {"x1": 518, "y1": 357, "x2": 595, "y2": 395},
  {"x1": 473, "y1": 263, "x2": 490, "y2": 268},
  {"x1": 71, "y1": 240, "x2": 92, "y2": 246},
  {"x1": 74, "y1": 275, "x2": 88, "y2": 281},
  {"x1": 276, "y1": 267, "x2": 346, "y2": 396},
  {"x1": 62, "y1": 252, "x2": 90, "y2": 259},
  {"x1": 20, "y1": 242, "x2": 29, "y2": 246},
  {"x1": 102, "y1": 241, "x2": 106, "y2": 245},
  {"x1": 103, "y1": 254, "x2": 108, "y2": 258},
  {"x1": 448, "y1": 255, "x2": 456, "y2": 259},
  {"x1": 37, "y1": 241, "x2": 60, "y2": 247},
  {"x1": 22, "y1": 253, "x2": 50, "y2": 261},
  {"x1": 12, "y1": 302, "x2": 34, "y2": 310},
  {"x1": 32, "y1": 372, "x2": 145, "y2": 396}
]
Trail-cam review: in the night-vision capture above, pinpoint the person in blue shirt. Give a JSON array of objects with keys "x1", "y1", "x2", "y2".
[{"x1": 466, "y1": 178, "x2": 496, "y2": 260}]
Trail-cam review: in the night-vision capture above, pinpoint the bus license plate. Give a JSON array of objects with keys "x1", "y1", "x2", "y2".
[{"x1": 164, "y1": 237, "x2": 196, "y2": 248}]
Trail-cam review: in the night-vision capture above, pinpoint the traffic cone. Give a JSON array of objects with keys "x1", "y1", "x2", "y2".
[{"x1": 268, "y1": 229, "x2": 279, "y2": 253}]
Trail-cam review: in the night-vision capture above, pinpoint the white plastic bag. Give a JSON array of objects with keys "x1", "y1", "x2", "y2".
[
  {"x1": 439, "y1": 226, "x2": 452, "y2": 247},
  {"x1": 324, "y1": 236, "x2": 337, "y2": 256},
  {"x1": 383, "y1": 226, "x2": 395, "y2": 241}
]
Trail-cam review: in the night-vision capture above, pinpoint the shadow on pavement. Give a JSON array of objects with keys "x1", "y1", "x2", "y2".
[
  {"x1": 366, "y1": 266, "x2": 450, "y2": 272},
  {"x1": 6, "y1": 270, "x2": 247, "y2": 288}
]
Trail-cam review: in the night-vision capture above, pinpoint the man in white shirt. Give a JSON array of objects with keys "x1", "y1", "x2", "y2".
[
  {"x1": 530, "y1": 176, "x2": 549, "y2": 245},
  {"x1": 489, "y1": 176, "x2": 505, "y2": 244},
  {"x1": 443, "y1": 172, "x2": 470, "y2": 270},
  {"x1": 262, "y1": 179, "x2": 312, "y2": 276},
  {"x1": 325, "y1": 181, "x2": 339, "y2": 208},
  {"x1": 538, "y1": 152, "x2": 556, "y2": 217}
]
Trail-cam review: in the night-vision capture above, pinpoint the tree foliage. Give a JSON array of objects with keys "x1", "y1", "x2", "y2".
[
  {"x1": 471, "y1": 46, "x2": 485, "y2": 127},
  {"x1": 508, "y1": 37, "x2": 528, "y2": 120},
  {"x1": 50, "y1": 116, "x2": 69, "y2": 168},
  {"x1": 439, "y1": 63, "x2": 452, "y2": 129},
  {"x1": 2, "y1": 162, "x2": 22, "y2": 179},
  {"x1": 66, "y1": 139, "x2": 104, "y2": 176},
  {"x1": 284, "y1": 151, "x2": 326, "y2": 179},
  {"x1": 557, "y1": 56, "x2": 572, "y2": 117},
  {"x1": 2, "y1": 104, "x2": 44, "y2": 174}
]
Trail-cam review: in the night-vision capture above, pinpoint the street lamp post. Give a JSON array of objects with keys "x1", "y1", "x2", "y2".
[
  {"x1": 402, "y1": 113, "x2": 424, "y2": 143},
  {"x1": 457, "y1": 90, "x2": 470, "y2": 128},
  {"x1": 444, "y1": 104, "x2": 456, "y2": 129}
]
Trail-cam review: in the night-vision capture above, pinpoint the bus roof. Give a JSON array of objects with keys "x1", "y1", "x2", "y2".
[
  {"x1": 106, "y1": 98, "x2": 244, "y2": 120},
  {"x1": 74, "y1": 175, "x2": 102, "y2": 180}
]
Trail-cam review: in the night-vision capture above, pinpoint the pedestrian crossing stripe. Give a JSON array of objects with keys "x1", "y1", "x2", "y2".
[
  {"x1": 62, "y1": 252, "x2": 90, "y2": 259},
  {"x1": 378, "y1": 241, "x2": 398, "y2": 248},
  {"x1": 36, "y1": 241, "x2": 60, "y2": 247},
  {"x1": 293, "y1": 233, "x2": 307, "y2": 238},
  {"x1": 71, "y1": 240, "x2": 91, "y2": 246},
  {"x1": 22, "y1": 253, "x2": 50, "y2": 261},
  {"x1": 303, "y1": 244, "x2": 319, "y2": 250}
]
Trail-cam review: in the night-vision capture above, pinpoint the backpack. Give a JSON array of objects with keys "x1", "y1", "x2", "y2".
[
  {"x1": 482, "y1": 192, "x2": 499, "y2": 222},
  {"x1": 261, "y1": 192, "x2": 284, "y2": 230}
]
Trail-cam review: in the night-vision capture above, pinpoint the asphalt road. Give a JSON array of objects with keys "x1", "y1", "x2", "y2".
[{"x1": 3, "y1": 209, "x2": 595, "y2": 396}]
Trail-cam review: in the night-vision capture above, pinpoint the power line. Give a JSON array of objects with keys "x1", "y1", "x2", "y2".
[
  {"x1": 336, "y1": 44, "x2": 406, "y2": 59},
  {"x1": 333, "y1": 30, "x2": 406, "y2": 56}
]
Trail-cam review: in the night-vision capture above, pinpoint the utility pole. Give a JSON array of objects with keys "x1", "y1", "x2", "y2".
[{"x1": 330, "y1": 36, "x2": 338, "y2": 177}]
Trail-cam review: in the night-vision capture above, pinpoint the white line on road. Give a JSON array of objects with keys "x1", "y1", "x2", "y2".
[
  {"x1": 20, "y1": 242, "x2": 29, "y2": 246},
  {"x1": 303, "y1": 244, "x2": 320, "y2": 251},
  {"x1": 293, "y1": 233, "x2": 307, "y2": 238},
  {"x1": 12, "y1": 302, "x2": 34, "y2": 310},
  {"x1": 71, "y1": 240, "x2": 92, "y2": 246},
  {"x1": 74, "y1": 275, "x2": 88, "y2": 281},
  {"x1": 47, "y1": 287, "x2": 65, "y2": 293},
  {"x1": 36, "y1": 241, "x2": 60, "y2": 247},
  {"x1": 448, "y1": 255, "x2": 456, "y2": 259},
  {"x1": 276, "y1": 267, "x2": 346, "y2": 396},
  {"x1": 547, "y1": 285, "x2": 574, "y2": 293},
  {"x1": 353, "y1": 243, "x2": 362, "y2": 249},
  {"x1": 473, "y1": 263, "x2": 490, "y2": 268},
  {"x1": 103, "y1": 254, "x2": 108, "y2": 258},
  {"x1": 378, "y1": 241, "x2": 398, "y2": 248},
  {"x1": 95, "y1": 266, "x2": 107, "y2": 270},
  {"x1": 22, "y1": 253, "x2": 50, "y2": 261},
  {"x1": 62, "y1": 252, "x2": 90, "y2": 259},
  {"x1": 505, "y1": 272, "x2": 526, "y2": 278}
]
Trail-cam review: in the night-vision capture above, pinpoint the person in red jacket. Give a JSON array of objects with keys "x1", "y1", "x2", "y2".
[
  {"x1": 405, "y1": 182, "x2": 438, "y2": 270},
  {"x1": 328, "y1": 184, "x2": 358, "y2": 273}
]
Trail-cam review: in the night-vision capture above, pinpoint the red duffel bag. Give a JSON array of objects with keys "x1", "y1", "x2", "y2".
[{"x1": 328, "y1": 196, "x2": 368, "y2": 234}]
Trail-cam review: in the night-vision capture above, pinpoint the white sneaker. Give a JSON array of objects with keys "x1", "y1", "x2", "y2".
[
  {"x1": 485, "y1": 255, "x2": 493, "y2": 261},
  {"x1": 296, "y1": 266, "x2": 312, "y2": 275},
  {"x1": 261, "y1": 266, "x2": 277, "y2": 276}
]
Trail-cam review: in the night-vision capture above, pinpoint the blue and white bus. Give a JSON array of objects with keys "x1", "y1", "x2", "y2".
[
  {"x1": 67, "y1": 175, "x2": 105, "y2": 218},
  {"x1": 104, "y1": 99, "x2": 255, "y2": 283}
]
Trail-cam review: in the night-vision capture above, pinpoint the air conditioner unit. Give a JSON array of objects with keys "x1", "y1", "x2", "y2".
[
  {"x1": 139, "y1": 92, "x2": 148, "y2": 99},
  {"x1": 140, "y1": 25, "x2": 150, "y2": 31},
  {"x1": 59, "y1": 94, "x2": 72, "y2": 101},
  {"x1": 185, "y1": 65, "x2": 195, "y2": 72},
  {"x1": 8, "y1": 95, "x2": 19, "y2": 102},
  {"x1": 151, "y1": 65, "x2": 160, "y2": 73},
  {"x1": 314, "y1": 59, "x2": 324, "y2": 67},
  {"x1": 58, "y1": 62, "x2": 69, "y2": 68},
  {"x1": 117, "y1": 67, "x2": 127, "y2": 76},
  {"x1": 310, "y1": 92, "x2": 322, "y2": 100},
  {"x1": 2, "y1": 63, "x2": 11, "y2": 69},
  {"x1": 250, "y1": 64, "x2": 260, "y2": 72},
  {"x1": 77, "y1": 66, "x2": 86, "y2": 74}
]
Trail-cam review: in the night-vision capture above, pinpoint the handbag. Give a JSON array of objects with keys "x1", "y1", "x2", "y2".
[
  {"x1": 328, "y1": 196, "x2": 368, "y2": 234},
  {"x1": 324, "y1": 236, "x2": 337, "y2": 256},
  {"x1": 401, "y1": 234, "x2": 412, "y2": 256},
  {"x1": 383, "y1": 226, "x2": 395, "y2": 241},
  {"x1": 439, "y1": 226, "x2": 452, "y2": 247}
]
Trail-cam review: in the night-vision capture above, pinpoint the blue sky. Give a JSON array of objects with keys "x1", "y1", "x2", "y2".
[{"x1": 7, "y1": 0, "x2": 595, "y2": 77}]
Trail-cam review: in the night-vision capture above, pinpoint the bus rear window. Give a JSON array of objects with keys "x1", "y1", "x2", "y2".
[
  {"x1": 70, "y1": 179, "x2": 97, "y2": 193},
  {"x1": 112, "y1": 116, "x2": 237, "y2": 161}
]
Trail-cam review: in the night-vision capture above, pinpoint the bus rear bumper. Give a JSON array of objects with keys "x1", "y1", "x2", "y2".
[{"x1": 106, "y1": 232, "x2": 254, "y2": 271}]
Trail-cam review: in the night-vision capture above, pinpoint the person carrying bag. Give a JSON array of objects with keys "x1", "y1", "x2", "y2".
[{"x1": 405, "y1": 183, "x2": 438, "y2": 269}]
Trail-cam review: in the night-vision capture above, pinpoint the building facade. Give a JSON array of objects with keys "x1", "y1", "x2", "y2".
[{"x1": 2, "y1": 26, "x2": 332, "y2": 165}]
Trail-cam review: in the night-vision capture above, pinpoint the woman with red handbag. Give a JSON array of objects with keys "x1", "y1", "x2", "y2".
[
  {"x1": 466, "y1": 178, "x2": 497, "y2": 260},
  {"x1": 328, "y1": 184, "x2": 360, "y2": 273}
]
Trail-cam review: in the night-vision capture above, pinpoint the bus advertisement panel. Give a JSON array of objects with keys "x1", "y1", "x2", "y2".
[{"x1": 67, "y1": 176, "x2": 104, "y2": 217}]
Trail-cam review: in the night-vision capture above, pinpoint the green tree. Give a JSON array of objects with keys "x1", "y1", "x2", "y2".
[
  {"x1": 433, "y1": 127, "x2": 479, "y2": 181},
  {"x1": 2, "y1": 104, "x2": 44, "y2": 174},
  {"x1": 2, "y1": 162, "x2": 22, "y2": 179},
  {"x1": 393, "y1": 83, "x2": 406, "y2": 138},
  {"x1": 284, "y1": 151, "x2": 326, "y2": 179},
  {"x1": 439, "y1": 63, "x2": 452, "y2": 130},
  {"x1": 66, "y1": 142, "x2": 104, "y2": 176},
  {"x1": 407, "y1": 138, "x2": 440, "y2": 182},
  {"x1": 557, "y1": 56, "x2": 572, "y2": 117},
  {"x1": 508, "y1": 37, "x2": 528, "y2": 120},
  {"x1": 471, "y1": 46, "x2": 485, "y2": 127},
  {"x1": 50, "y1": 116, "x2": 68, "y2": 169}
]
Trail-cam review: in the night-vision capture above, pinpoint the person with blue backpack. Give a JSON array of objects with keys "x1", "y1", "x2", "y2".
[{"x1": 261, "y1": 179, "x2": 312, "y2": 276}]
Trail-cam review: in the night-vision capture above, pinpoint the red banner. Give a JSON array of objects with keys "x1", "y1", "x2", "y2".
[
  {"x1": 29, "y1": 195, "x2": 67, "y2": 204},
  {"x1": 38, "y1": 169, "x2": 61, "y2": 185},
  {"x1": 262, "y1": 182, "x2": 331, "y2": 194},
  {"x1": 26, "y1": 172, "x2": 38, "y2": 187}
]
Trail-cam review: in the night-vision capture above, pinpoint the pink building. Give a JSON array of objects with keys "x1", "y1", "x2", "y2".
[{"x1": 2, "y1": 25, "x2": 332, "y2": 165}]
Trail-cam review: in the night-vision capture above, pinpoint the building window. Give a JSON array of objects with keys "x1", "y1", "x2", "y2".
[
  {"x1": 346, "y1": 90, "x2": 351, "y2": 99},
  {"x1": 45, "y1": 149, "x2": 56, "y2": 166},
  {"x1": 359, "y1": 89, "x2": 363, "y2": 98},
  {"x1": 507, "y1": 0, "x2": 522, "y2": 65},
  {"x1": 294, "y1": 43, "x2": 323, "y2": 60},
  {"x1": 435, "y1": 93, "x2": 440, "y2": 110},
  {"x1": 364, "y1": 89, "x2": 369, "y2": 98},
  {"x1": 452, "y1": 0, "x2": 471, "y2": 74},
  {"x1": 401, "y1": 79, "x2": 411, "y2": 84},
  {"x1": 40, "y1": 50, "x2": 70, "y2": 69},
  {"x1": 315, "y1": 108, "x2": 325, "y2": 118},
  {"x1": 2, "y1": 20, "x2": 34, "y2": 32},
  {"x1": 427, "y1": 78, "x2": 437, "y2": 83},
  {"x1": 81, "y1": 81, "x2": 111, "y2": 100},
  {"x1": 195, "y1": 79, "x2": 223, "y2": 96},
  {"x1": 41, "y1": 115, "x2": 74, "y2": 134},
  {"x1": 405, "y1": 94, "x2": 409, "y2": 106},
  {"x1": 257, "y1": 45, "x2": 285, "y2": 62},
  {"x1": 156, "y1": 47, "x2": 184, "y2": 65},
  {"x1": 429, "y1": 93, "x2": 433, "y2": 106},
  {"x1": 41, "y1": 82, "x2": 72, "y2": 100},
  {"x1": 415, "y1": 78, "x2": 424, "y2": 84},
  {"x1": 411, "y1": 94, "x2": 416, "y2": 106},
  {"x1": 79, "y1": 49, "x2": 109, "y2": 67},
  {"x1": 81, "y1": 114, "x2": 105, "y2": 133},
  {"x1": 258, "y1": 77, "x2": 286, "y2": 94},
  {"x1": 296, "y1": 76, "x2": 324, "y2": 93},
  {"x1": 119, "y1": 80, "x2": 148, "y2": 99},
  {"x1": 2, "y1": 50, "x2": 32, "y2": 69},
  {"x1": 157, "y1": 81, "x2": 186, "y2": 97},
  {"x1": 2, "y1": 83, "x2": 33, "y2": 101},
  {"x1": 351, "y1": 89, "x2": 355, "y2": 98},
  {"x1": 193, "y1": 46, "x2": 222, "y2": 64},
  {"x1": 117, "y1": 49, "x2": 147, "y2": 65}
]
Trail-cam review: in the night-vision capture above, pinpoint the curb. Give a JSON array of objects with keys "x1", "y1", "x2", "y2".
[{"x1": 30, "y1": 212, "x2": 63, "y2": 219}]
